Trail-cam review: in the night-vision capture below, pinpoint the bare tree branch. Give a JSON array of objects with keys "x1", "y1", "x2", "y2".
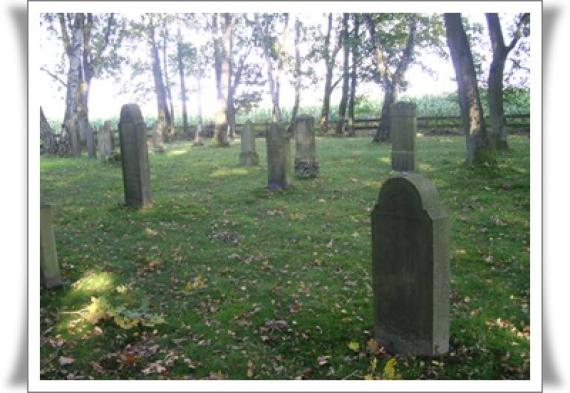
[
  {"x1": 41, "y1": 66, "x2": 67, "y2": 87},
  {"x1": 506, "y1": 13, "x2": 530, "y2": 52}
]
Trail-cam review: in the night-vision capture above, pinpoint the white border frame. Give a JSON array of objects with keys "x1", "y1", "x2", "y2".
[{"x1": 29, "y1": 1, "x2": 542, "y2": 392}]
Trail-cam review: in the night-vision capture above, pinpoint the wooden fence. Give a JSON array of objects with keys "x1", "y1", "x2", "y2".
[{"x1": 109, "y1": 113, "x2": 530, "y2": 141}]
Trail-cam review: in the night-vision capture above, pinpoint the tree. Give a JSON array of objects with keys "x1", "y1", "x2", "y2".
[
  {"x1": 211, "y1": 13, "x2": 232, "y2": 147},
  {"x1": 335, "y1": 13, "x2": 350, "y2": 136},
  {"x1": 254, "y1": 13, "x2": 290, "y2": 123},
  {"x1": 319, "y1": 13, "x2": 342, "y2": 133},
  {"x1": 347, "y1": 14, "x2": 362, "y2": 137},
  {"x1": 444, "y1": 13, "x2": 495, "y2": 166},
  {"x1": 364, "y1": 13, "x2": 417, "y2": 143},
  {"x1": 176, "y1": 26, "x2": 190, "y2": 135},
  {"x1": 485, "y1": 12, "x2": 530, "y2": 150},
  {"x1": 41, "y1": 13, "x2": 120, "y2": 155},
  {"x1": 40, "y1": 106, "x2": 55, "y2": 155},
  {"x1": 161, "y1": 19, "x2": 176, "y2": 137}
]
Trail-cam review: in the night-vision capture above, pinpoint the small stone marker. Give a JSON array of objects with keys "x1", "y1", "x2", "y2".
[
  {"x1": 294, "y1": 115, "x2": 319, "y2": 178},
  {"x1": 371, "y1": 172, "x2": 449, "y2": 355},
  {"x1": 118, "y1": 104, "x2": 152, "y2": 209},
  {"x1": 98, "y1": 121, "x2": 113, "y2": 161},
  {"x1": 391, "y1": 102, "x2": 417, "y2": 172},
  {"x1": 266, "y1": 122, "x2": 291, "y2": 190},
  {"x1": 239, "y1": 120, "x2": 259, "y2": 166},
  {"x1": 40, "y1": 203, "x2": 62, "y2": 289}
]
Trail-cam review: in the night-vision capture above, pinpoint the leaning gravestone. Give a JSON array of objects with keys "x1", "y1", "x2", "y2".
[
  {"x1": 266, "y1": 122, "x2": 291, "y2": 190},
  {"x1": 118, "y1": 104, "x2": 152, "y2": 209},
  {"x1": 239, "y1": 120, "x2": 259, "y2": 166},
  {"x1": 294, "y1": 115, "x2": 319, "y2": 178},
  {"x1": 98, "y1": 121, "x2": 113, "y2": 161},
  {"x1": 371, "y1": 101, "x2": 449, "y2": 356},
  {"x1": 40, "y1": 203, "x2": 62, "y2": 289},
  {"x1": 391, "y1": 102, "x2": 417, "y2": 172}
]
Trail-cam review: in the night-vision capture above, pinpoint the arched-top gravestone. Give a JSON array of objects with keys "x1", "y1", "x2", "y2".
[
  {"x1": 371, "y1": 172, "x2": 449, "y2": 355},
  {"x1": 118, "y1": 104, "x2": 152, "y2": 209}
]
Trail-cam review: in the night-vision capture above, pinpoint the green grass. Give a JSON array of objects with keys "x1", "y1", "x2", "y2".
[{"x1": 40, "y1": 135, "x2": 530, "y2": 380}]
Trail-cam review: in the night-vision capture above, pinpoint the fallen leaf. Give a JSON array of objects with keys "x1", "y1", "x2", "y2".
[{"x1": 59, "y1": 356, "x2": 75, "y2": 366}]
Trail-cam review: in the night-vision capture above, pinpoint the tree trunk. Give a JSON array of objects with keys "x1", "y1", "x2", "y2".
[
  {"x1": 373, "y1": 83, "x2": 397, "y2": 142},
  {"x1": 347, "y1": 14, "x2": 360, "y2": 137},
  {"x1": 163, "y1": 24, "x2": 175, "y2": 138},
  {"x1": 61, "y1": 13, "x2": 84, "y2": 157},
  {"x1": 149, "y1": 21, "x2": 170, "y2": 151},
  {"x1": 485, "y1": 12, "x2": 530, "y2": 151},
  {"x1": 320, "y1": 13, "x2": 334, "y2": 133},
  {"x1": 176, "y1": 28, "x2": 189, "y2": 135},
  {"x1": 212, "y1": 13, "x2": 230, "y2": 147},
  {"x1": 40, "y1": 107, "x2": 55, "y2": 155},
  {"x1": 444, "y1": 13, "x2": 495, "y2": 166},
  {"x1": 287, "y1": 17, "x2": 302, "y2": 135},
  {"x1": 227, "y1": 18, "x2": 236, "y2": 140},
  {"x1": 193, "y1": 73, "x2": 204, "y2": 146},
  {"x1": 336, "y1": 13, "x2": 350, "y2": 136}
]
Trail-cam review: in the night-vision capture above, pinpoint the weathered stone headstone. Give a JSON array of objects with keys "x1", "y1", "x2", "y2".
[
  {"x1": 40, "y1": 203, "x2": 62, "y2": 289},
  {"x1": 294, "y1": 115, "x2": 319, "y2": 178},
  {"x1": 151, "y1": 128, "x2": 165, "y2": 153},
  {"x1": 239, "y1": 120, "x2": 259, "y2": 166},
  {"x1": 371, "y1": 172, "x2": 449, "y2": 355},
  {"x1": 86, "y1": 124, "x2": 97, "y2": 159},
  {"x1": 98, "y1": 121, "x2": 113, "y2": 161},
  {"x1": 118, "y1": 104, "x2": 152, "y2": 209},
  {"x1": 266, "y1": 122, "x2": 291, "y2": 190},
  {"x1": 391, "y1": 102, "x2": 417, "y2": 172}
]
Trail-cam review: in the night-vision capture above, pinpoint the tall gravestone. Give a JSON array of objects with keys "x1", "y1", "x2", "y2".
[
  {"x1": 294, "y1": 115, "x2": 319, "y2": 178},
  {"x1": 371, "y1": 173, "x2": 449, "y2": 355},
  {"x1": 86, "y1": 124, "x2": 97, "y2": 159},
  {"x1": 266, "y1": 122, "x2": 291, "y2": 190},
  {"x1": 40, "y1": 203, "x2": 62, "y2": 289},
  {"x1": 239, "y1": 120, "x2": 259, "y2": 166},
  {"x1": 391, "y1": 102, "x2": 417, "y2": 172},
  {"x1": 98, "y1": 121, "x2": 113, "y2": 161},
  {"x1": 371, "y1": 101, "x2": 449, "y2": 356},
  {"x1": 118, "y1": 104, "x2": 152, "y2": 209}
]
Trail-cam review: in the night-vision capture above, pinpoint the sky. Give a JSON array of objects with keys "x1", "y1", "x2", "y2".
[{"x1": 38, "y1": 12, "x2": 525, "y2": 123}]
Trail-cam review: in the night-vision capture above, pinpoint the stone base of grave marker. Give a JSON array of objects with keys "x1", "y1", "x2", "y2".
[
  {"x1": 266, "y1": 123, "x2": 291, "y2": 190},
  {"x1": 239, "y1": 151, "x2": 259, "y2": 166},
  {"x1": 119, "y1": 104, "x2": 153, "y2": 209},
  {"x1": 371, "y1": 172, "x2": 449, "y2": 355},
  {"x1": 40, "y1": 203, "x2": 62, "y2": 289}
]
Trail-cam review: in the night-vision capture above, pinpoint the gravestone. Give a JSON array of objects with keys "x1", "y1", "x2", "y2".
[
  {"x1": 40, "y1": 203, "x2": 62, "y2": 289},
  {"x1": 98, "y1": 121, "x2": 113, "y2": 161},
  {"x1": 391, "y1": 102, "x2": 417, "y2": 172},
  {"x1": 294, "y1": 115, "x2": 319, "y2": 178},
  {"x1": 266, "y1": 122, "x2": 291, "y2": 190},
  {"x1": 86, "y1": 124, "x2": 97, "y2": 159},
  {"x1": 239, "y1": 120, "x2": 259, "y2": 166},
  {"x1": 118, "y1": 104, "x2": 152, "y2": 209},
  {"x1": 371, "y1": 172, "x2": 449, "y2": 355},
  {"x1": 151, "y1": 129, "x2": 165, "y2": 153}
]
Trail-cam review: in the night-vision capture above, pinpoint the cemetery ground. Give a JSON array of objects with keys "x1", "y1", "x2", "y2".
[{"x1": 39, "y1": 135, "x2": 530, "y2": 380}]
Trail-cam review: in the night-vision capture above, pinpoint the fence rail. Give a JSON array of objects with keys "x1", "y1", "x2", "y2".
[{"x1": 109, "y1": 113, "x2": 530, "y2": 140}]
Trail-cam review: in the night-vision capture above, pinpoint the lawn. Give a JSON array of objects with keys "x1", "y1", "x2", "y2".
[{"x1": 39, "y1": 135, "x2": 530, "y2": 380}]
